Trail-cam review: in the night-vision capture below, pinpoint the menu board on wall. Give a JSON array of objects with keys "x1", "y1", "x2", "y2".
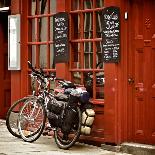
[
  {"x1": 102, "y1": 6, "x2": 120, "y2": 63},
  {"x1": 53, "y1": 12, "x2": 69, "y2": 63}
]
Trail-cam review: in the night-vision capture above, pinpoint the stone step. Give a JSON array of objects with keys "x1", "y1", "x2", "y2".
[
  {"x1": 121, "y1": 142, "x2": 155, "y2": 155},
  {"x1": 101, "y1": 142, "x2": 155, "y2": 155}
]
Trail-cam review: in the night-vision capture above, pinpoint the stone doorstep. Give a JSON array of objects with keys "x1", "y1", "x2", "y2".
[{"x1": 101, "y1": 142, "x2": 155, "y2": 155}]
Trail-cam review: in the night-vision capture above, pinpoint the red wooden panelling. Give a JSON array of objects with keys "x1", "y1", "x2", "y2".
[{"x1": 128, "y1": 0, "x2": 155, "y2": 144}]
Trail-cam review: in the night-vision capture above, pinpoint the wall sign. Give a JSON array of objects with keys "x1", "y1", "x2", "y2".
[
  {"x1": 102, "y1": 6, "x2": 120, "y2": 63},
  {"x1": 8, "y1": 14, "x2": 20, "y2": 70},
  {"x1": 53, "y1": 12, "x2": 69, "y2": 63}
]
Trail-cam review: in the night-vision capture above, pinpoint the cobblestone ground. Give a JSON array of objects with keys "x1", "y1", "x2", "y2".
[{"x1": 0, "y1": 119, "x2": 131, "y2": 155}]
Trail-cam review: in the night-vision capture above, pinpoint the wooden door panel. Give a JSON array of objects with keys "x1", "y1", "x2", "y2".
[{"x1": 129, "y1": 0, "x2": 155, "y2": 144}]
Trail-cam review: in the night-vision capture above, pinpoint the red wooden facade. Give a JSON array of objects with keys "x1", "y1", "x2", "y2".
[{"x1": 0, "y1": 0, "x2": 155, "y2": 145}]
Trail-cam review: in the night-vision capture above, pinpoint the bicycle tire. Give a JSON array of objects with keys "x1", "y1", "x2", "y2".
[
  {"x1": 54, "y1": 106, "x2": 82, "y2": 149},
  {"x1": 6, "y1": 96, "x2": 36, "y2": 138},
  {"x1": 18, "y1": 98, "x2": 46, "y2": 142}
]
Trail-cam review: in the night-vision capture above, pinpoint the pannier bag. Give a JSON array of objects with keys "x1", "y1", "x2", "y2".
[
  {"x1": 47, "y1": 98, "x2": 66, "y2": 128},
  {"x1": 47, "y1": 98, "x2": 66, "y2": 115},
  {"x1": 47, "y1": 111, "x2": 60, "y2": 127},
  {"x1": 81, "y1": 109, "x2": 95, "y2": 135},
  {"x1": 54, "y1": 92, "x2": 68, "y2": 102},
  {"x1": 61, "y1": 107, "x2": 77, "y2": 134}
]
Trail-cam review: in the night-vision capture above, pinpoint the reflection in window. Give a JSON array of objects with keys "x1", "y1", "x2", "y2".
[{"x1": 96, "y1": 71, "x2": 104, "y2": 99}]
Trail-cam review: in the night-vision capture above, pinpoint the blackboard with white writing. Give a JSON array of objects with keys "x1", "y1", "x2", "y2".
[
  {"x1": 102, "y1": 6, "x2": 120, "y2": 63},
  {"x1": 53, "y1": 12, "x2": 69, "y2": 63}
]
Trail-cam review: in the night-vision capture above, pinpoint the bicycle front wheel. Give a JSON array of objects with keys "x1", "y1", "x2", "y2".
[
  {"x1": 6, "y1": 96, "x2": 36, "y2": 138},
  {"x1": 18, "y1": 98, "x2": 46, "y2": 142}
]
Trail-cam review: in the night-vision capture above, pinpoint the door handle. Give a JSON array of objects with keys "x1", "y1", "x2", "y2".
[{"x1": 128, "y1": 78, "x2": 134, "y2": 84}]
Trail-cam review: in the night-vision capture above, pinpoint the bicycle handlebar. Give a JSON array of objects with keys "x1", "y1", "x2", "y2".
[{"x1": 28, "y1": 61, "x2": 65, "y2": 83}]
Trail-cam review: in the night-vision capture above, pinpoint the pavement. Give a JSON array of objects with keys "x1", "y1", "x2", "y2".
[{"x1": 0, "y1": 119, "x2": 131, "y2": 155}]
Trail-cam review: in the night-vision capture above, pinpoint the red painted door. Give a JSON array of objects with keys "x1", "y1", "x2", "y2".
[
  {"x1": 0, "y1": 12, "x2": 11, "y2": 119},
  {"x1": 128, "y1": 0, "x2": 155, "y2": 144}
]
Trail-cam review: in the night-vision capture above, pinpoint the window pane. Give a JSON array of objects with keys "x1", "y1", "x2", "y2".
[
  {"x1": 71, "y1": 43, "x2": 81, "y2": 68},
  {"x1": 96, "y1": 42, "x2": 103, "y2": 68},
  {"x1": 50, "y1": 16, "x2": 53, "y2": 41},
  {"x1": 28, "y1": 72, "x2": 37, "y2": 94},
  {"x1": 31, "y1": 0, "x2": 48, "y2": 15},
  {"x1": 83, "y1": 71, "x2": 93, "y2": 98},
  {"x1": 39, "y1": 45, "x2": 47, "y2": 68},
  {"x1": 96, "y1": 0, "x2": 104, "y2": 8},
  {"x1": 71, "y1": 14, "x2": 80, "y2": 39},
  {"x1": 50, "y1": 44, "x2": 55, "y2": 69},
  {"x1": 84, "y1": 12, "x2": 93, "y2": 39},
  {"x1": 31, "y1": 1, "x2": 36, "y2": 15},
  {"x1": 96, "y1": 71, "x2": 104, "y2": 99},
  {"x1": 0, "y1": 0, "x2": 11, "y2": 7},
  {"x1": 96, "y1": 11, "x2": 102, "y2": 38},
  {"x1": 40, "y1": 17, "x2": 48, "y2": 41},
  {"x1": 71, "y1": 72, "x2": 82, "y2": 84},
  {"x1": 84, "y1": 0, "x2": 93, "y2": 9},
  {"x1": 30, "y1": 18, "x2": 37, "y2": 42},
  {"x1": 84, "y1": 42, "x2": 93, "y2": 69},
  {"x1": 31, "y1": 45, "x2": 36, "y2": 67},
  {"x1": 50, "y1": 0, "x2": 56, "y2": 13}
]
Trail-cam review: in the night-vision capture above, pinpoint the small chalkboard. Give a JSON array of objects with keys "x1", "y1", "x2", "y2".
[
  {"x1": 53, "y1": 12, "x2": 69, "y2": 63},
  {"x1": 102, "y1": 6, "x2": 120, "y2": 63}
]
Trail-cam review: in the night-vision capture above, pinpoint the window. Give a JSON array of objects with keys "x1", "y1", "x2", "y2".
[
  {"x1": 69, "y1": 0, "x2": 104, "y2": 100},
  {"x1": 0, "y1": 0, "x2": 11, "y2": 7},
  {"x1": 28, "y1": 0, "x2": 56, "y2": 93}
]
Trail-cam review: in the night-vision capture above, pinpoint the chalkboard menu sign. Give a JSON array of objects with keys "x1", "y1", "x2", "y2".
[
  {"x1": 102, "y1": 6, "x2": 120, "y2": 63},
  {"x1": 53, "y1": 12, "x2": 69, "y2": 63}
]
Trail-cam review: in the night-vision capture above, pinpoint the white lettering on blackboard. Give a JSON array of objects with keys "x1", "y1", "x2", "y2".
[
  {"x1": 102, "y1": 7, "x2": 120, "y2": 62},
  {"x1": 53, "y1": 12, "x2": 69, "y2": 63},
  {"x1": 55, "y1": 17, "x2": 65, "y2": 22}
]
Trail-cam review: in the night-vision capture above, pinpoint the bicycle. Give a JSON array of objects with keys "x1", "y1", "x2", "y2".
[
  {"x1": 6, "y1": 63, "x2": 46, "y2": 139},
  {"x1": 17, "y1": 61, "x2": 95, "y2": 149}
]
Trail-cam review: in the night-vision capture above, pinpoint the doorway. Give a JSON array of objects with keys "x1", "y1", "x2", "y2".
[
  {"x1": 128, "y1": 0, "x2": 155, "y2": 144},
  {"x1": 0, "y1": 11, "x2": 11, "y2": 119}
]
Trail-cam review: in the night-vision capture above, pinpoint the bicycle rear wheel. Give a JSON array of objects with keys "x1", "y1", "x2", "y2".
[
  {"x1": 6, "y1": 96, "x2": 36, "y2": 138},
  {"x1": 54, "y1": 107, "x2": 81, "y2": 149},
  {"x1": 18, "y1": 98, "x2": 46, "y2": 142}
]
